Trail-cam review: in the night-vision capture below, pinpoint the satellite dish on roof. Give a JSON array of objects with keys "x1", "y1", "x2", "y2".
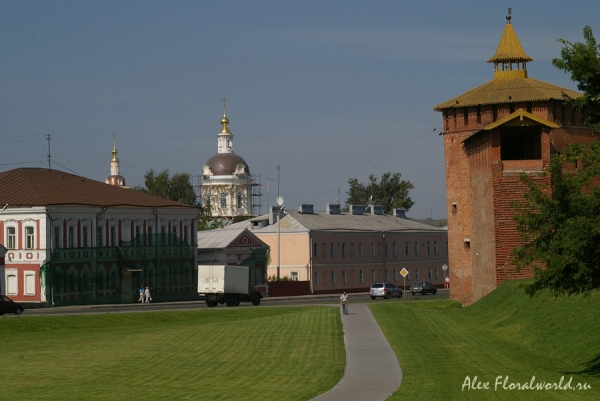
[{"x1": 276, "y1": 196, "x2": 284, "y2": 206}]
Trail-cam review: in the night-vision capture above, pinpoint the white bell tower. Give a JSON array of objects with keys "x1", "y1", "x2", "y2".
[{"x1": 217, "y1": 98, "x2": 233, "y2": 154}]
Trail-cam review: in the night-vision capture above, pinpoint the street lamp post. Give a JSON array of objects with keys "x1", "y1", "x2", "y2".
[
  {"x1": 276, "y1": 196, "x2": 285, "y2": 281},
  {"x1": 442, "y1": 264, "x2": 448, "y2": 289},
  {"x1": 266, "y1": 178, "x2": 274, "y2": 214}
]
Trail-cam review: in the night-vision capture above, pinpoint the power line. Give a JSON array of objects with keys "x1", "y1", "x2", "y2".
[
  {"x1": 303, "y1": 123, "x2": 442, "y2": 204},
  {"x1": 0, "y1": 134, "x2": 44, "y2": 139},
  {"x1": 0, "y1": 161, "x2": 39, "y2": 166}
]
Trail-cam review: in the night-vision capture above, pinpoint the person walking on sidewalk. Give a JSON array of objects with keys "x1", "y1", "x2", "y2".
[
  {"x1": 138, "y1": 285, "x2": 145, "y2": 303},
  {"x1": 340, "y1": 291, "x2": 349, "y2": 315},
  {"x1": 144, "y1": 286, "x2": 152, "y2": 303}
]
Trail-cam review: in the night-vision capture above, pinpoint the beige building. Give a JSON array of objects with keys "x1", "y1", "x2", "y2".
[{"x1": 228, "y1": 204, "x2": 448, "y2": 294}]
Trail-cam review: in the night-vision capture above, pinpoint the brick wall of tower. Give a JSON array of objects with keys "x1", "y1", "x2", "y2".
[
  {"x1": 465, "y1": 132, "x2": 498, "y2": 301},
  {"x1": 490, "y1": 130, "x2": 550, "y2": 286},
  {"x1": 443, "y1": 107, "x2": 480, "y2": 306},
  {"x1": 441, "y1": 101, "x2": 595, "y2": 306}
]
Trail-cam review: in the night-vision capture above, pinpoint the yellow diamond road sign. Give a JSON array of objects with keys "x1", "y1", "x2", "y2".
[{"x1": 400, "y1": 268, "x2": 408, "y2": 277}]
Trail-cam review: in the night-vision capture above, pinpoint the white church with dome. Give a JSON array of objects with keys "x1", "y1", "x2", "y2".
[{"x1": 199, "y1": 102, "x2": 257, "y2": 218}]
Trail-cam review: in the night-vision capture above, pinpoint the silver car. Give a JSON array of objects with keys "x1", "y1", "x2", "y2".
[{"x1": 370, "y1": 282, "x2": 403, "y2": 299}]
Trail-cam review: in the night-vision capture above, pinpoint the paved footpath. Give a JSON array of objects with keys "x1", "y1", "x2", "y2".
[{"x1": 310, "y1": 303, "x2": 402, "y2": 401}]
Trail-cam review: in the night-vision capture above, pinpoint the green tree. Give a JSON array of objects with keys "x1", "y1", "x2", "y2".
[
  {"x1": 345, "y1": 172, "x2": 414, "y2": 214},
  {"x1": 511, "y1": 141, "x2": 600, "y2": 296},
  {"x1": 553, "y1": 26, "x2": 600, "y2": 132},
  {"x1": 197, "y1": 198, "x2": 229, "y2": 231},
  {"x1": 133, "y1": 168, "x2": 197, "y2": 205}
]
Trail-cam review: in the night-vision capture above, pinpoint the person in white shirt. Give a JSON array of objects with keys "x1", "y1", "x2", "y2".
[
  {"x1": 144, "y1": 287, "x2": 151, "y2": 303},
  {"x1": 339, "y1": 292, "x2": 349, "y2": 315}
]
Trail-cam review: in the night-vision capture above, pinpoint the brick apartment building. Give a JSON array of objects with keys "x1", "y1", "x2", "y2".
[{"x1": 434, "y1": 15, "x2": 597, "y2": 305}]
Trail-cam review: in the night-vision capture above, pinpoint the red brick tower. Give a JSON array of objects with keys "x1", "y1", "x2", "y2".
[{"x1": 434, "y1": 14, "x2": 596, "y2": 305}]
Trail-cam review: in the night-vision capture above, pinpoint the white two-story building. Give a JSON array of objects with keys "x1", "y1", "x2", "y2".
[{"x1": 0, "y1": 167, "x2": 199, "y2": 306}]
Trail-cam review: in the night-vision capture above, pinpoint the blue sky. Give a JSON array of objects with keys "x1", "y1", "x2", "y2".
[{"x1": 1, "y1": 1, "x2": 598, "y2": 218}]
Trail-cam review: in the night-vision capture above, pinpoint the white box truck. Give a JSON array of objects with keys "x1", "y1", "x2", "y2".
[{"x1": 198, "y1": 265, "x2": 263, "y2": 307}]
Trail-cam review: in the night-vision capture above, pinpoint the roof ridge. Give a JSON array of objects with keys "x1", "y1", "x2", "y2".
[
  {"x1": 0, "y1": 167, "x2": 199, "y2": 209},
  {"x1": 15, "y1": 168, "x2": 46, "y2": 205}
]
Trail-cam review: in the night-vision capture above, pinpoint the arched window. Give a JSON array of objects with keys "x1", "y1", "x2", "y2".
[{"x1": 220, "y1": 193, "x2": 227, "y2": 207}]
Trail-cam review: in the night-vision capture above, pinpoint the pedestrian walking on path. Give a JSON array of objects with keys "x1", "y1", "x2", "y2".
[
  {"x1": 144, "y1": 286, "x2": 151, "y2": 303},
  {"x1": 310, "y1": 303, "x2": 402, "y2": 401},
  {"x1": 340, "y1": 291, "x2": 349, "y2": 315},
  {"x1": 138, "y1": 285, "x2": 145, "y2": 303}
]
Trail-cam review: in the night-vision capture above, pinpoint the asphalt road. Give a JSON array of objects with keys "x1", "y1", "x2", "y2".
[{"x1": 9, "y1": 289, "x2": 450, "y2": 317}]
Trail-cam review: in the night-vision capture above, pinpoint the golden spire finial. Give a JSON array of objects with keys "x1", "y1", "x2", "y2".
[
  {"x1": 220, "y1": 98, "x2": 231, "y2": 134},
  {"x1": 111, "y1": 132, "x2": 119, "y2": 162}
]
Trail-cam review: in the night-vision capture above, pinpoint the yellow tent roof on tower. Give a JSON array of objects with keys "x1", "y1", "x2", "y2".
[{"x1": 487, "y1": 20, "x2": 533, "y2": 63}]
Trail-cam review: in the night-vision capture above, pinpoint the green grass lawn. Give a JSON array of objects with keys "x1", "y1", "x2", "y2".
[
  {"x1": 3, "y1": 282, "x2": 598, "y2": 401},
  {"x1": 0, "y1": 307, "x2": 344, "y2": 401},
  {"x1": 371, "y1": 280, "x2": 600, "y2": 400}
]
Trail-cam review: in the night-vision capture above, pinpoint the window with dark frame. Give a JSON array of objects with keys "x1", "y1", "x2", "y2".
[
  {"x1": 7, "y1": 227, "x2": 16, "y2": 249},
  {"x1": 25, "y1": 227, "x2": 35, "y2": 249}
]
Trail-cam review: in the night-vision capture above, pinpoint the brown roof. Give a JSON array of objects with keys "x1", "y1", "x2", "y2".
[
  {"x1": 204, "y1": 153, "x2": 249, "y2": 175},
  {"x1": 434, "y1": 77, "x2": 581, "y2": 111},
  {"x1": 0, "y1": 168, "x2": 198, "y2": 209}
]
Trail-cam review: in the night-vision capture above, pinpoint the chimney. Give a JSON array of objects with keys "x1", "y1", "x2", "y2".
[
  {"x1": 371, "y1": 205, "x2": 384, "y2": 215},
  {"x1": 298, "y1": 204, "x2": 314, "y2": 214},
  {"x1": 326, "y1": 204, "x2": 341, "y2": 215},
  {"x1": 349, "y1": 205, "x2": 364, "y2": 215},
  {"x1": 393, "y1": 208, "x2": 407, "y2": 219},
  {"x1": 270, "y1": 205, "x2": 283, "y2": 225}
]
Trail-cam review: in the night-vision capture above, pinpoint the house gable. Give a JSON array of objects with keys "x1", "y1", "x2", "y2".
[{"x1": 230, "y1": 232, "x2": 266, "y2": 248}]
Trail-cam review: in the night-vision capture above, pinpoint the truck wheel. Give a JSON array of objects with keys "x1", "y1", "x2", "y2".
[
  {"x1": 252, "y1": 294, "x2": 261, "y2": 306},
  {"x1": 206, "y1": 300, "x2": 218, "y2": 308},
  {"x1": 225, "y1": 296, "x2": 235, "y2": 307}
]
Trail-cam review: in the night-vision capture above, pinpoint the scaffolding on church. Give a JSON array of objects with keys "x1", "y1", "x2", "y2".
[{"x1": 195, "y1": 173, "x2": 262, "y2": 221}]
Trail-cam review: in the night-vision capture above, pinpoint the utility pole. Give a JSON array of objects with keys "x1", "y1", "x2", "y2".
[
  {"x1": 266, "y1": 178, "x2": 274, "y2": 213},
  {"x1": 277, "y1": 165, "x2": 281, "y2": 198},
  {"x1": 46, "y1": 133, "x2": 52, "y2": 171}
]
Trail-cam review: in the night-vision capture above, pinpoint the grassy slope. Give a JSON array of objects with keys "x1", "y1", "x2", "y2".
[
  {"x1": 0, "y1": 307, "x2": 344, "y2": 401},
  {"x1": 370, "y1": 280, "x2": 600, "y2": 401}
]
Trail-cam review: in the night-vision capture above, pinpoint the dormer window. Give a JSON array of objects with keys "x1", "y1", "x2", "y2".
[
  {"x1": 234, "y1": 164, "x2": 246, "y2": 175},
  {"x1": 501, "y1": 127, "x2": 541, "y2": 160}
]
